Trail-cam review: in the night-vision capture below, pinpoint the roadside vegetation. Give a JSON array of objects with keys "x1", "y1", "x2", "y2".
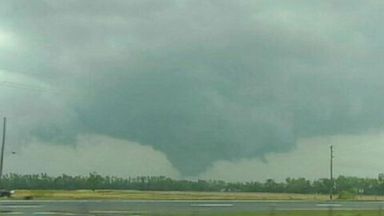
[
  {"x1": 9, "y1": 190, "x2": 331, "y2": 200},
  {"x1": 164, "y1": 211, "x2": 384, "y2": 216},
  {"x1": 1, "y1": 173, "x2": 384, "y2": 200},
  {"x1": 9, "y1": 189, "x2": 384, "y2": 200}
]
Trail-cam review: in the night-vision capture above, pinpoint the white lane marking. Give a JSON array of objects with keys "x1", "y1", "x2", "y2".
[
  {"x1": 316, "y1": 204, "x2": 342, "y2": 207},
  {"x1": 1, "y1": 205, "x2": 43, "y2": 208},
  {"x1": 89, "y1": 210, "x2": 145, "y2": 214},
  {"x1": 190, "y1": 203, "x2": 234, "y2": 207},
  {"x1": 33, "y1": 212, "x2": 79, "y2": 215}
]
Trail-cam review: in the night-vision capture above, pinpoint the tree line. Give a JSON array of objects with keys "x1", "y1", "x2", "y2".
[{"x1": 1, "y1": 173, "x2": 384, "y2": 195}]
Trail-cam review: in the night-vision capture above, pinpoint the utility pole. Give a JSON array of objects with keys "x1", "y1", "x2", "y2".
[
  {"x1": 0, "y1": 117, "x2": 6, "y2": 180},
  {"x1": 330, "y1": 145, "x2": 334, "y2": 200}
]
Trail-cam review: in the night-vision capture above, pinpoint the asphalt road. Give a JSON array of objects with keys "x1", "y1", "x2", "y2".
[{"x1": 1, "y1": 200, "x2": 384, "y2": 215}]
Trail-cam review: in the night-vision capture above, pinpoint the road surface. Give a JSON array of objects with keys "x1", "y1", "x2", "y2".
[{"x1": 0, "y1": 200, "x2": 384, "y2": 215}]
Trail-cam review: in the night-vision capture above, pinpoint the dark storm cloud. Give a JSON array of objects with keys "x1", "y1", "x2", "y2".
[{"x1": 1, "y1": 0, "x2": 384, "y2": 175}]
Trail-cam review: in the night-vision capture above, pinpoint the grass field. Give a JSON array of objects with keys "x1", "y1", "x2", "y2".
[
  {"x1": 169, "y1": 211, "x2": 384, "y2": 216},
  {"x1": 4, "y1": 191, "x2": 384, "y2": 215},
  {"x1": 8, "y1": 190, "x2": 329, "y2": 200},
  {"x1": 7, "y1": 190, "x2": 384, "y2": 201}
]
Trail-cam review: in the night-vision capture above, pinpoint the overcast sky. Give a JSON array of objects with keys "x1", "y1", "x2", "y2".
[{"x1": 1, "y1": 0, "x2": 384, "y2": 181}]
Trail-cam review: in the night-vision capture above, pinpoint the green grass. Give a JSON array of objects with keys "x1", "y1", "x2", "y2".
[
  {"x1": 234, "y1": 211, "x2": 381, "y2": 216},
  {"x1": 6, "y1": 190, "x2": 384, "y2": 201},
  {"x1": 9, "y1": 190, "x2": 330, "y2": 200},
  {"x1": 4, "y1": 191, "x2": 384, "y2": 216},
  {"x1": 158, "y1": 211, "x2": 384, "y2": 216}
]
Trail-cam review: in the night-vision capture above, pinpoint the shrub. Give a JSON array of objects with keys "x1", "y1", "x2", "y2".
[{"x1": 337, "y1": 191, "x2": 356, "y2": 200}]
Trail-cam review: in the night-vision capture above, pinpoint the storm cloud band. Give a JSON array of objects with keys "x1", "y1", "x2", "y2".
[{"x1": 1, "y1": 0, "x2": 384, "y2": 175}]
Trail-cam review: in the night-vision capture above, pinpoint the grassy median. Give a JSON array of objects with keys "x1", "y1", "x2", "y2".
[
  {"x1": 174, "y1": 211, "x2": 384, "y2": 216},
  {"x1": 5, "y1": 190, "x2": 384, "y2": 201},
  {"x1": 7, "y1": 190, "x2": 329, "y2": 200}
]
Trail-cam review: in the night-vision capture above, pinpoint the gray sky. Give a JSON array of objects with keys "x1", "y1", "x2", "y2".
[{"x1": 1, "y1": 0, "x2": 384, "y2": 180}]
